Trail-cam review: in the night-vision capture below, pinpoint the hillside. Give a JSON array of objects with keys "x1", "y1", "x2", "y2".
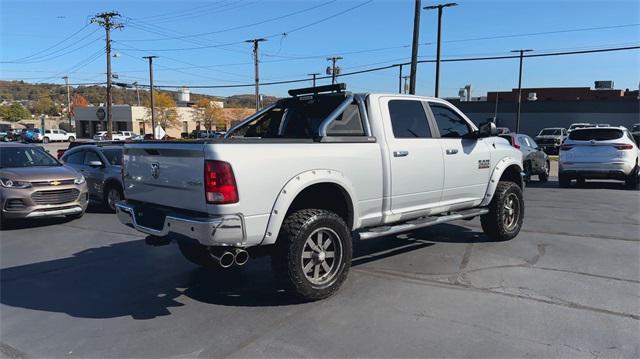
[{"x1": 0, "y1": 80, "x2": 277, "y2": 108}]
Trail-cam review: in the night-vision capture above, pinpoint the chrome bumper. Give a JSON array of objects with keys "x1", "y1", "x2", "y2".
[{"x1": 115, "y1": 201, "x2": 245, "y2": 246}]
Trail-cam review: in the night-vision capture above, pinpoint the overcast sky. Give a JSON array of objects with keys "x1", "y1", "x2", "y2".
[{"x1": 1, "y1": 0, "x2": 638, "y2": 98}]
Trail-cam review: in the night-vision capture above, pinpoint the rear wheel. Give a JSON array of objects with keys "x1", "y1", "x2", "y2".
[
  {"x1": 271, "y1": 209, "x2": 352, "y2": 301},
  {"x1": 481, "y1": 181, "x2": 524, "y2": 241},
  {"x1": 104, "y1": 185, "x2": 123, "y2": 212}
]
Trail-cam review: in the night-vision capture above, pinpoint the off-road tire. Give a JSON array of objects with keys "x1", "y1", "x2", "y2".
[
  {"x1": 271, "y1": 209, "x2": 352, "y2": 301},
  {"x1": 539, "y1": 161, "x2": 550, "y2": 182},
  {"x1": 481, "y1": 181, "x2": 524, "y2": 241},
  {"x1": 177, "y1": 241, "x2": 223, "y2": 269},
  {"x1": 559, "y1": 172, "x2": 571, "y2": 188}
]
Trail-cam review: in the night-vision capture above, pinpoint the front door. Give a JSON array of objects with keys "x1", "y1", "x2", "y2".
[
  {"x1": 427, "y1": 101, "x2": 491, "y2": 204},
  {"x1": 380, "y1": 97, "x2": 444, "y2": 216},
  {"x1": 83, "y1": 150, "x2": 105, "y2": 198}
]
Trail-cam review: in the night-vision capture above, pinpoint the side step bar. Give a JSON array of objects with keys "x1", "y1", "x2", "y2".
[{"x1": 356, "y1": 208, "x2": 489, "y2": 240}]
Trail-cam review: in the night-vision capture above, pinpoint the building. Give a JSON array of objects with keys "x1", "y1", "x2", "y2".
[{"x1": 74, "y1": 105, "x2": 253, "y2": 139}]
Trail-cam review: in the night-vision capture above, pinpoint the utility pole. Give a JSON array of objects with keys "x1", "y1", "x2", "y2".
[
  {"x1": 91, "y1": 11, "x2": 123, "y2": 140},
  {"x1": 245, "y1": 38, "x2": 267, "y2": 111},
  {"x1": 308, "y1": 73, "x2": 320, "y2": 88},
  {"x1": 327, "y1": 56, "x2": 343, "y2": 85},
  {"x1": 511, "y1": 49, "x2": 533, "y2": 133},
  {"x1": 402, "y1": 76, "x2": 411, "y2": 94},
  {"x1": 409, "y1": 0, "x2": 421, "y2": 94},
  {"x1": 424, "y1": 3, "x2": 458, "y2": 98},
  {"x1": 397, "y1": 64, "x2": 404, "y2": 94},
  {"x1": 132, "y1": 81, "x2": 141, "y2": 106},
  {"x1": 62, "y1": 75, "x2": 72, "y2": 128},
  {"x1": 143, "y1": 56, "x2": 158, "y2": 138}
]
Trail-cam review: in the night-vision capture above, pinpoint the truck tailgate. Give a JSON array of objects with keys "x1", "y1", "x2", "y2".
[{"x1": 123, "y1": 143, "x2": 207, "y2": 213}]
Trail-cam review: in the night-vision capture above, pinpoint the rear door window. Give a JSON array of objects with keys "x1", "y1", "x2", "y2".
[
  {"x1": 63, "y1": 150, "x2": 84, "y2": 164},
  {"x1": 569, "y1": 129, "x2": 623, "y2": 141},
  {"x1": 84, "y1": 151, "x2": 101, "y2": 165},
  {"x1": 388, "y1": 100, "x2": 432, "y2": 138}
]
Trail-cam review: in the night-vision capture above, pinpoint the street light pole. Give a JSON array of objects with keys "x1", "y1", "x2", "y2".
[
  {"x1": 511, "y1": 49, "x2": 533, "y2": 133},
  {"x1": 143, "y1": 56, "x2": 158, "y2": 138},
  {"x1": 245, "y1": 38, "x2": 267, "y2": 111},
  {"x1": 408, "y1": 0, "x2": 421, "y2": 95},
  {"x1": 424, "y1": 3, "x2": 457, "y2": 98}
]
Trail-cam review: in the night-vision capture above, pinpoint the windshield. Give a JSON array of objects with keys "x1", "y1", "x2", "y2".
[
  {"x1": 0, "y1": 146, "x2": 61, "y2": 168},
  {"x1": 569, "y1": 129, "x2": 623, "y2": 141},
  {"x1": 539, "y1": 129, "x2": 561, "y2": 136},
  {"x1": 229, "y1": 95, "x2": 363, "y2": 138},
  {"x1": 101, "y1": 148, "x2": 123, "y2": 166}
]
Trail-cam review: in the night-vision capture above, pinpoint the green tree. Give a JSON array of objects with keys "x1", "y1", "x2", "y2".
[
  {"x1": 3, "y1": 103, "x2": 31, "y2": 122},
  {"x1": 32, "y1": 96, "x2": 57, "y2": 115},
  {"x1": 195, "y1": 98, "x2": 224, "y2": 130},
  {"x1": 144, "y1": 91, "x2": 179, "y2": 130}
]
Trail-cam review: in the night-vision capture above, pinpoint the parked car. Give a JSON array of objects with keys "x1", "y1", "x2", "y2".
[
  {"x1": 60, "y1": 144, "x2": 124, "y2": 211},
  {"x1": 559, "y1": 126, "x2": 639, "y2": 188},
  {"x1": 567, "y1": 123, "x2": 593, "y2": 133},
  {"x1": 535, "y1": 127, "x2": 567, "y2": 154},
  {"x1": 93, "y1": 131, "x2": 134, "y2": 141},
  {"x1": 115, "y1": 83, "x2": 525, "y2": 301},
  {"x1": 496, "y1": 127, "x2": 511, "y2": 135},
  {"x1": 42, "y1": 129, "x2": 76, "y2": 143},
  {"x1": 500, "y1": 133, "x2": 550, "y2": 182},
  {"x1": 2, "y1": 129, "x2": 23, "y2": 142},
  {"x1": 22, "y1": 129, "x2": 43, "y2": 143},
  {"x1": 631, "y1": 123, "x2": 640, "y2": 145},
  {"x1": 0, "y1": 143, "x2": 88, "y2": 227}
]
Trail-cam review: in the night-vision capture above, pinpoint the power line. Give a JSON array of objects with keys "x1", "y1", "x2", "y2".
[
  {"x1": 4, "y1": 23, "x2": 91, "y2": 62},
  {"x1": 1, "y1": 31, "x2": 102, "y2": 64}
]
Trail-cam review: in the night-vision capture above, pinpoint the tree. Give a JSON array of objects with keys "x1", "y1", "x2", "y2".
[
  {"x1": 144, "y1": 91, "x2": 179, "y2": 130},
  {"x1": 195, "y1": 98, "x2": 224, "y2": 130},
  {"x1": 2, "y1": 103, "x2": 31, "y2": 122},
  {"x1": 32, "y1": 96, "x2": 57, "y2": 116}
]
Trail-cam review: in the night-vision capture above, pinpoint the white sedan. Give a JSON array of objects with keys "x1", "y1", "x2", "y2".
[{"x1": 559, "y1": 126, "x2": 639, "y2": 189}]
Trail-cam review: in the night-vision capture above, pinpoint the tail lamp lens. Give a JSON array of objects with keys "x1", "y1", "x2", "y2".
[
  {"x1": 613, "y1": 144, "x2": 633, "y2": 150},
  {"x1": 205, "y1": 160, "x2": 239, "y2": 204}
]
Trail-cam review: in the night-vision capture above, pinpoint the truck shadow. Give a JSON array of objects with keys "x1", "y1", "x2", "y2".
[
  {"x1": 526, "y1": 178, "x2": 634, "y2": 190},
  {"x1": 0, "y1": 223, "x2": 491, "y2": 317}
]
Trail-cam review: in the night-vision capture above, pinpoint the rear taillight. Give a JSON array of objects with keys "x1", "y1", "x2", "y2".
[
  {"x1": 613, "y1": 143, "x2": 633, "y2": 150},
  {"x1": 560, "y1": 144, "x2": 574, "y2": 151},
  {"x1": 57, "y1": 149, "x2": 65, "y2": 159},
  {"x1": 205, "y1": 160, "x2": 238, "y2": 204},
  {"x1": 511, "y1": 135, "x2": 520, "y2": 149}
]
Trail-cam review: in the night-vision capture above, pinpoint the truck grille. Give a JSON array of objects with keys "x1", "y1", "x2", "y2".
[
  {"x1": 536, "y1": 138, "x2": 557, "y2": 145},
  {"x1": 31, "y1": 189, "x2": 80, "y2": 205}
]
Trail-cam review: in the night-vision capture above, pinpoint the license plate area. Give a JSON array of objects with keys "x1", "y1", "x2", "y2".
[{"x1": 134, "y1": 206, "x2": 166, "y2": 230}]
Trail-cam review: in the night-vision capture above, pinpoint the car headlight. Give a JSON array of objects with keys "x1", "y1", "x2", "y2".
[
  {"x1": 0, "y1": 178, "x2": 32, "y2": 189},
  {"x1": 74, "y1": 175, "x2": 86, "y2": 185}
]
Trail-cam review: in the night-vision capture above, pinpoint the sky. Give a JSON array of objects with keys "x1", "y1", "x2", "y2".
[{"x1": 1, "y1": 0, "x2": 639, "y2": 99}]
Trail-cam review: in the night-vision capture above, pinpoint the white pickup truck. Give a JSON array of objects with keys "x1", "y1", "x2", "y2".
[
  {"x1": 42, "y1": 129, "x2": 76, "y2": 143},
  {"x1": 93, "y1": 131, "x2": 134, "y2": 141},
  {"x1": 116, "y1": 84, "x2": 525, "y2": 300}
]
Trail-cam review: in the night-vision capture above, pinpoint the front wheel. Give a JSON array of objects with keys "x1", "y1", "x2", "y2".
[
  {"x1": 68, "y1": 136, "x2": 75, "y2": 142},
  {"x1": 271, "y1": 209, "x2": 352, "y2": 301},
  {"x1": 481, "y1": 181, "x2": 524, "y2": 241}
]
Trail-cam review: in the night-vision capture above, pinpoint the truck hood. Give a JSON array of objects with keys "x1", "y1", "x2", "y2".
[
  {"x1": 535, "y1": 135, "x2": 562, "y2": 139},
  {"x1": 0, "y1": 165, "x2": 80, "y2": 182}
]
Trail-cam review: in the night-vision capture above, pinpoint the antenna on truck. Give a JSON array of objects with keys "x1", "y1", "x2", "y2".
[{"x1": 288, "y1": 83, "x2": 346, "y2": 97}]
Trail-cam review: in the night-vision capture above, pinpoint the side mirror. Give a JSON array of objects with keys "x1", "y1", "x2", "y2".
[
  {"x1": 477, "y1": 121, "x2": 497, "y2": 138},
  {"x1": 88, "y1": 160, "x2": 104, "y2": 168}
]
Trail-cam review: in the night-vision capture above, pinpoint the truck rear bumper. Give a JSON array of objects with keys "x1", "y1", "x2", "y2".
[{"x1": 116, "y1": 201, "x2": 245, "y2": 246}]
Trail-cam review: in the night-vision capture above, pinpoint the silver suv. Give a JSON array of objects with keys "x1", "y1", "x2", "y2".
[{"x1": 61, "y1": 144, "x2": 124, "y2": 211}]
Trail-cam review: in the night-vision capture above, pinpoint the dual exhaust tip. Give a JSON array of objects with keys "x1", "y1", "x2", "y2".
[{"x1": 210, "y1": 248, "x2": 249, "y2": 268}]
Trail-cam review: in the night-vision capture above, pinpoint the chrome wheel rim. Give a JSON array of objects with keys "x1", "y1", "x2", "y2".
[
  {"x1": 503, "y1": 193, "x2": 520, "y2": 230},
  {"x1": 107, "y1": 189, "x2": 121, "y2": 210},
  {"x1": 301, "y1": 227, "x2": 343, "y2": 286}
]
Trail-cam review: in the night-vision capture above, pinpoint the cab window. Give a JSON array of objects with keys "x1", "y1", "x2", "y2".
[
  {"x1": 84, "y1": 151, "x2": 101, "y2": 165},
  {"x1": 429, "y1": 103, "x2": 471, "y2": 138}
]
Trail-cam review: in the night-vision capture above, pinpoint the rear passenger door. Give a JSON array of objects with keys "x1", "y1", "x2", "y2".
[
  {"x1": 428, "y1": 101, "x2": 491, "y2": 204},
  {"x1": 380, "y1": 97, "x2": 444, "y2": 215}
]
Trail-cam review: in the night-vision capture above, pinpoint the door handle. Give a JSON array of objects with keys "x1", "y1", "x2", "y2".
[
  {"x1": 446, "y1": 148, "x2": 458, "y2": 155},
  {"x1": 393, "y1": 150, "x2": 409, "y2": 157}
]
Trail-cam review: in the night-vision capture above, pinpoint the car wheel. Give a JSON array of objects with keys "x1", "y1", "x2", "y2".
[
  {"x1": 559, "y1": 173, "x2": 571, "y2": 188},
  {"x1": 104, "y1": 185, "x2": 123, "y2": 212},
  {"x1": 271, "y1": 209, "x2": 352, "y2": 301},
  {"x1": 42, "y1": 137, "x2": 49, "y2": 144},
  {"x1": 539, "y1": 161, "x2": 550, "y2": 182},
  {"x1": 177, "y1": 241, "x2": 227, "y2": 269},
  {"x1": 68, "y1": 136, "x2": 75, "y2": 142},
  {"x1": 481, "y1": 181, "x2": 524, "y2": 241},
  {"x1": 625, "y1": 164, "x2": 639, "y2": 190}
]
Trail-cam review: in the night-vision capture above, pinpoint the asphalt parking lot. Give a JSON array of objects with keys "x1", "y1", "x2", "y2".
[{"x1": 1, "y1": 166, "x2": 639, "y2": 357}]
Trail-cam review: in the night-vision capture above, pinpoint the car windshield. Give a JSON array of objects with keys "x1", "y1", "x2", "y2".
[
  {"x1": 101, "y1": 148, "x2": 123, "y2": 166},
  {"x1": 539, "y1": 129, "x2": 561, "y2": 135},
  {"x1": 569, "y1": 129, "x2": 623, "y2": 141},
  {"x1": 0, "y1": 146, "x2": 61, "y2": 168}
]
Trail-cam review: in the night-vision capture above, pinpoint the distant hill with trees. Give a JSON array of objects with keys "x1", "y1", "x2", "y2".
[{"x1": 0, "y1": 80, "x2": 277, "y2": 109}]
